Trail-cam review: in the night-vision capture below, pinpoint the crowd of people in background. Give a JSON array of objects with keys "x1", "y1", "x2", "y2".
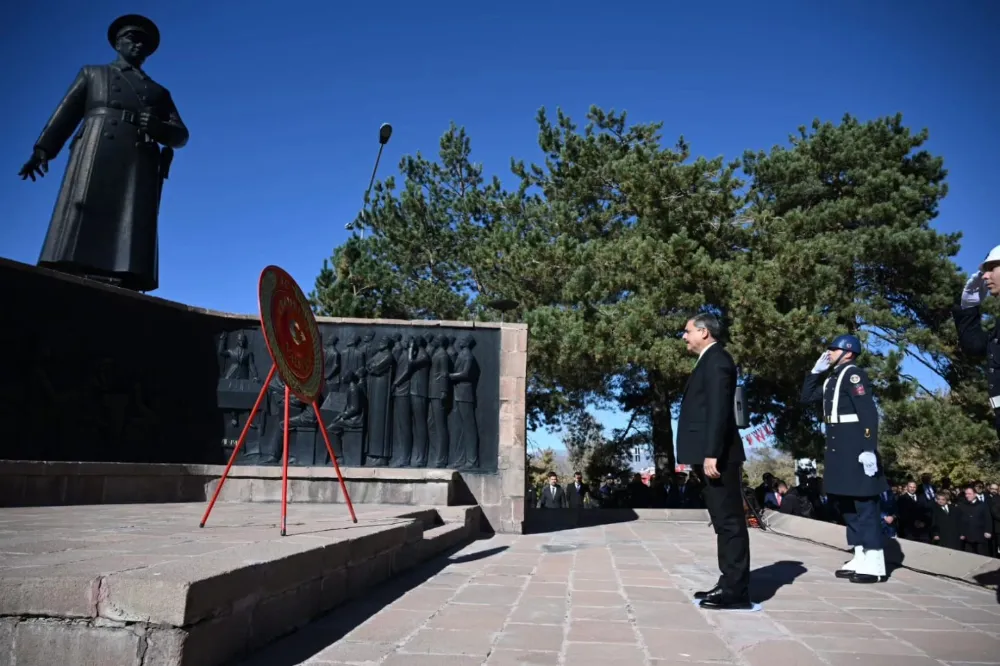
[
  {"x1": 753, "y1": 472, "x2": 999, "y2": 557},
  {"x1": 530, "y1": 470, "x2": 707, "y2": 511},
  {"x1": 530, "y1": 469, "x2": 1000, "y2": 558}
]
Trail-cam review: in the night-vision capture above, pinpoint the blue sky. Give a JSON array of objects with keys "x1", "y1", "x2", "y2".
[{"x1": 2, "y1": 1, "x2": 997, "y2": 454}]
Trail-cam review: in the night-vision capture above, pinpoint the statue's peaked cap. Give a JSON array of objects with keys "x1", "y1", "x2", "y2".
[{"x1": 108, "y1": 14, "x2": 160, "y2": 55}]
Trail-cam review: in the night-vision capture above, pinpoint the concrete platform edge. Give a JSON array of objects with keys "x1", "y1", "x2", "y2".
[
  {"x1": 0, "y1": 505, "x2": 481, "y2": 666},
  {"x1": 763, "y1": 510, "x2": 1000, "y2": 587}
]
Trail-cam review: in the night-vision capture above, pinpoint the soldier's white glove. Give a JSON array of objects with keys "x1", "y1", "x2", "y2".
[
  {"x1": 811, "y1": 352, "x2": 831, "y2": 374},
  {"x1": 961, "y1": 272, "x2": 988, "y2": 308},
  {"x1": 858, "y1": 451, "x2": 878, "y2": 477}
]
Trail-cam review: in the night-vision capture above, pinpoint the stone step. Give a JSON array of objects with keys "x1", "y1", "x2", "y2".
[
  {"x1": 394, "y1": 508, "x2": 441, "y2": 531},
  {"x1": 422, "y1": 522, "x2": 472, "y2": 553},
  {"x1": 0, "y1": 461, "x2": 461, "y2": 508},
  {"x1": 0, "y1": 503, "x2": 477, "y2": 666},
  {"x1": 435, "y1": 504, "x2": 482, "y2": 528}
]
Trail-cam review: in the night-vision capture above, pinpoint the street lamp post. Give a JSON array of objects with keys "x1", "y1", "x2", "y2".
[{"x1": 346, "y1": 123, "x2": 393, "y2": 240}]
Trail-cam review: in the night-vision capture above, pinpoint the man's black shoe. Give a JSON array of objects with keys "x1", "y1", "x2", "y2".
[
  {"x1": 698, "y1": 588, "x2": 754, "y2": 610},
  {"x1": 693, "y1": 585, "x2": 721, "y2": 601},
  {"x1": 849, "y1": 572, "x2": 887, "y2": 584},
  {"x1": 834, "y1": 568, "x2": 856, "y2": 579}
]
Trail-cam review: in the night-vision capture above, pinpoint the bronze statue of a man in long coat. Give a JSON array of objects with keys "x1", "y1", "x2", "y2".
[{"x1": 19, "y1": 14, "x2": 188, "y2": 292}]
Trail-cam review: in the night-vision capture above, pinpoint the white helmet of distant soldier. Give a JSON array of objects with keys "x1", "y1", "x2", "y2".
[{"x1": 982, "y1": 245, "x2": 1000, "y2": 297}]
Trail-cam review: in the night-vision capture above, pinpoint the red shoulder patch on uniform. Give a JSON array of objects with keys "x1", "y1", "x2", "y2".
[{"x1": 851, "y1": 384, "x2": 866, "y2": 396}]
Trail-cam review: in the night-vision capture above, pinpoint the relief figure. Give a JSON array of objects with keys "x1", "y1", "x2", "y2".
[
  {"x1": 217, "y1": 331, "x2": 261, "y2": 431},
  {"x1": 389, "y1": 335, "x2": 414, "y2": 467},
  {"x1": 327, "y1": 368, "x2": 366, "y2": 466},
  {"x1": 408, "y1": 335, "x2": 431, "y2": 467},
  {"x1": 323, "y1": 334, "x2": 341, "y2": 394},
  {"x1": 364, "y1": 335, "x2": 395, "y2": 466},
  {"x1": 341, "y1": 334, "x2": 365, "y2": 378},
  {"x1": 427, "y1": 334, "x2": 452, "y2": 468},
  {"x1": 449, "y1": 334, "x2": 480, "y2": 468}
]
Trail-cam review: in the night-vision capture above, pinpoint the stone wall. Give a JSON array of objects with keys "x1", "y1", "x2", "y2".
[
  {"x1": 456, "y1": 325, "x2": 528, "y2": 533},
  {"x1": 0, "y1": 258, "x2": 528, "y2": 533}
]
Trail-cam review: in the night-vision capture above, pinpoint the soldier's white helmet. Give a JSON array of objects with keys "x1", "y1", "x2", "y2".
[{"x1": 982, "y1": 245, "x2": 1000, "y2": 272}]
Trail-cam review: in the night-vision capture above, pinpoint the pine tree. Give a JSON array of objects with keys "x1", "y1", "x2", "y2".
[
  {"x1": 311, "y1": 109, "x2": 998, "y2": 480},
  {"x1": 732, "y1": 113, "x2": 996, "y2": 470}
]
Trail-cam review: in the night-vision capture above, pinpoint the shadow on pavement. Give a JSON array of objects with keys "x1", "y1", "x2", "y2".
[
  {"x1": 884, "y1": 536, "x2": 905, "y2": 577},
  {"x1": 971, "y1": 569, "x2": 1000, "y2": 605},
  {"x1": 750, "y1": 560, "x2": 807, "y2": 602},
  {"x1": 523, "y1": 508, "x2": 639, "y2": 534},
  {"x1": 231, "y1": 541, "x2": 509, "y2": 666}
]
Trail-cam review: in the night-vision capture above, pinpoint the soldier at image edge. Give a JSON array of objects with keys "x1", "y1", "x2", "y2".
[{"x1": 953, "y1": 244, "x2": 1000, "y2": 439}]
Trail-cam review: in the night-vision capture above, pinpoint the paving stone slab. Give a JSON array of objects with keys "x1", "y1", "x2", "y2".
[{"x1": 235, "y1": 519, "x2": 1000, "y2": 666}]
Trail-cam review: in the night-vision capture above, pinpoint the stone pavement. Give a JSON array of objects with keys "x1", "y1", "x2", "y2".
[{"x1": 240, "y1": 521, "x2": 1000, "y2": 666}]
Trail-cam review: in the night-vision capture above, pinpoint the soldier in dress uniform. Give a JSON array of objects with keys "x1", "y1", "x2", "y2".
[
  {"x1": 953, "y1": 245, "x2": 1000, "y2": 439},
  {"x1": 18, "y1": 14, "x2": 188, "y2": 292},
  {"x1": 801, "y1": 334, "x2": 889, "y2": 584}
]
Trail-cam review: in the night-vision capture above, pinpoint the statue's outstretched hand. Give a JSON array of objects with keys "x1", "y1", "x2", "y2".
[{"x1": 18, "y1": 148, "x2": 49, "y2": 181}]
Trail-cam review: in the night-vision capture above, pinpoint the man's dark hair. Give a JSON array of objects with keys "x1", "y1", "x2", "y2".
[
  {"x1": 548, "y1": 471, "x2": 557, "y2": 478},
  {"x1": 574, "y1": 471, "x2": 582, "y2": 476},
  {"x1": 690, "y1": 313, "x2": 722, "y2": 340}
]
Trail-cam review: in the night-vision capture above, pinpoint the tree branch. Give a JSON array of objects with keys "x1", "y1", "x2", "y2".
[{"x1": 866, "y1": 327, "x2": 949, "y2": 382}]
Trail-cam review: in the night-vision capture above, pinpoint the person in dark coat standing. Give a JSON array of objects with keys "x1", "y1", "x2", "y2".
[
  {"x1": 537, "y1": 472, "x2": 566, "y2": 509},
  {"x1": 898, "y1": 480, "x2": 931, "y2": 542},
  {"x1": 953, "y1": 245, "x2": 1000, "y2": 439},
  {"x1": 958, "y1": 486, "x2": 993, "y2": 556},
  {"x1": 989, "y1": 483, "x2": 1000, "y2": 557},
  {"x1": 930, "y1": 492, "x2": 962, "y2": 550},
  {"x1": 566, "y1": 471, "x2": 590, "y2": 508},
  {"x1": 676, "y1": 313, "x2": 751, "y2": 610},
  {"x1": 18, "y1": 15, "x2": 188, "y2": 292},
  {"x1": 879, "y1": 488, "x2": 898, "y2": 539},
  {"x1": 802, "y1": 334, "x2": 889, "y2": 584}
]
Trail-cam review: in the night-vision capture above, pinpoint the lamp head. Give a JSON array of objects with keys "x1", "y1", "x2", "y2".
[
  {"x1": 379, "y1": 123, "x2": 393, "y2": 145},
  {"x1": 486, "y1": 298, "x2": 519, "y2": 313}
]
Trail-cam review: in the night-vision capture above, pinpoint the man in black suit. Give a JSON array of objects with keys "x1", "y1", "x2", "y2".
[
  {"x1": 988, "y1": 483, "x2": 1000, "y2": 557},
  {"x1": 676, "y1": 313, "x2": 751, "y2": 610},
  {"x1": 537, "y1": 472, "x2": 567, "y2": 509},
  {"x1": 566, "y1": 471, "x2": 590, "y2": 508},
  {"x1": 898, "y1": 480, "x2": 931, "y2": 542},
  {"x1": 958, "y1": 486, "x2": 993, "y2": 556},
  {"x1": 930, "y1": 492, "x2": 961, "y2": 550}
]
